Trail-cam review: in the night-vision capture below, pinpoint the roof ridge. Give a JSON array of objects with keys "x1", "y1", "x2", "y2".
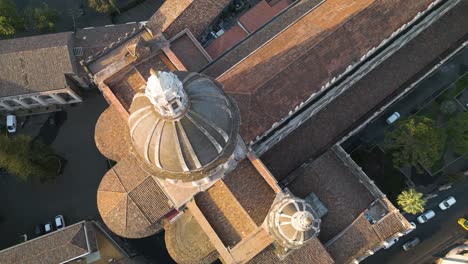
[
  {"x1": 125, "y1": 188, "x2": 153, "y2": 231},
  {"x1": 98, "y1": 190, "x2": 128, "y2": 218},
  {"x1": 0, "y1": 45, "x2": 69, "y2": 56}
]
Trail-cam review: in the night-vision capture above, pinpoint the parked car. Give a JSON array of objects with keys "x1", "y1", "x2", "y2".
[
  {"x1": 402, "y1": 237, "x2": 421, "y2": 251},
  {"x1": 417, "y1": 210, "x2": 436, "y2": 224},
  {"x1": 386, "y1": 112, "x2": 401, "y2": 125},
  {"x1": 54, "y1": 215, "x2": 65, "y2": 229},
  {"x1": 6, "y1": 114, "x2": 17, "y2": 133},
  {"x1": 458, "y1": 218, "x2": 468, "y2": 231},
  {"x1": 383, "y1": 237, "x2": 399, "y2": 249},
  {"x1": 18, "y1": 234, "x2": 27, "y2": 243},
  {"x1": 34, "y1": 224, "x2": 44, "y2": 236},
  {"x1": 439, "y1": 196, "x2": 456, "y2": 210},
  {"x1": 403, "y1": 222, "x2": 417, "y2": 235},
  {"x1": 44, "y1": 222, "x2": 53, "y2": 233}
]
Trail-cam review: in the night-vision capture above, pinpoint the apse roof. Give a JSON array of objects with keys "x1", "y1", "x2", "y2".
[{"x1": 97, "y1": 156, "x2": 173, "y2": 238}]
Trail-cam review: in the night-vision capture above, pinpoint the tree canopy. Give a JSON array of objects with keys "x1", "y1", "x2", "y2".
[
  {"x1": 397, "y1": 189, "x2": 425, "y2": 215},
  {"x1": 384, "y1": 116, "x2": 446, "y2": 171},
  {"x1": 26, "y1": 3, "x2": 59, "y2": 33},
  {"x1": 447, "y1": 112, "x2": 468, "y2": 158},
  {"x1": 88, "y1": 0, "x2": 117, "y2": 13},
  {"x1": 0, "y1": 134, "x2": 60, "y2": 182},
  {"x1": 0, "y1": 0, "x2": 23, "y2": 38}
]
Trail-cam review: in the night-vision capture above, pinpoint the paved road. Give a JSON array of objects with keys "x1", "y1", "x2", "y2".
[
  {"x1": 363, "y1": 179, "x2": 468, "y2": 264},
  {"x1": 348, "y1": 46, "x2": 468, "y2": 148}
]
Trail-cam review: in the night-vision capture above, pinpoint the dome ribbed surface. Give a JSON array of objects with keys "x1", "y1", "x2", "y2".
[
  {"x1": 268, "y1": 196, "x2": 321, "y2": 249},
  {"x1": 128, "y1": 72, "x2": 240, "y2": 182}
]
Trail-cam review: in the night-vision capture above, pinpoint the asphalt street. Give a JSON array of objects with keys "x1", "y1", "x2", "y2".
[
  {"x1": 363, "y1": 179, "x2": 468, "y2": 264},
  {"x1": 349, "y1": 46, "x2": 468, "y2": 147}
]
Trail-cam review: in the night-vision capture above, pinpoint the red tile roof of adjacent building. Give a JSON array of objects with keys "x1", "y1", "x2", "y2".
[
  {"x1": 250, "y1": 237, "x2": 334, "y2": 264},
  {"x1": 205, "y1": 25, "x2": 249, "y2": 59},
  {"x1": 239, "y1": 0, "x2": 280, "y2": 33}
]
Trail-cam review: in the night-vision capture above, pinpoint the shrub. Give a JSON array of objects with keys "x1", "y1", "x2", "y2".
[{"x1": 439, "y1": 100, "x2": 457, "y2": 115}]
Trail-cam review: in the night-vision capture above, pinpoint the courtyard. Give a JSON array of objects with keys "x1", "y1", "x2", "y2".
[{"x1": 0, "y1": 92, "x2": 107, "y2": 250}]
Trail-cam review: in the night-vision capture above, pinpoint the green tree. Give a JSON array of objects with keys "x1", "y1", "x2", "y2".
[
  {"x1": 397, "y1": 189, "x2": 425, "y2": 214},
  {"x1": 446, "y1": 173, "x2": 465, "y2": 184},
  {"x1": 0, "y1": 134, "x2": 60, "y2": 182},
  {"x1": 25, "y1": 3, "x2": 59, "y2": 33},
  {"x1": 87, "y1": 0, "x2": 117, "y2": 13},
  {"x1": 0, "y1": 0, "x2": 24, "y2": 38},
  {"x1": 384, "y1": 116, "x2": 446, "y2": 171},
  {"x1": 447, "y1": 112, "x2": 468, "y2": 158},
  {"x1": 439, "y1": 100, "x2": 457, "y2": 115}
]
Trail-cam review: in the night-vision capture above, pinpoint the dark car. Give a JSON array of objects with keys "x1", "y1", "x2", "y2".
[
  {"x1": 34, "y1": 224, "x2": 44, "y2": 236},
  {"x1": 402, "y1": 237, "x2": 421, "y2": 251}
]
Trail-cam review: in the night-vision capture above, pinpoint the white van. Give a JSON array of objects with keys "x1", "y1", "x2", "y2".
[
  {"x1": 6, "y1": 115, "x2": 17, "y2": 133},
  {"x1": 386, "y1": 112, "x2": 401, "y2": 125}
]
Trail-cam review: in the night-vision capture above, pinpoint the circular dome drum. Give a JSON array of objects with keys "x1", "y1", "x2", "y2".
[
  {"x1": 267, "y1": 195, "x2": 321, "y2": 249},
  {"x1": 128, "y1": 71, "x2": 241, "y2": 183}
]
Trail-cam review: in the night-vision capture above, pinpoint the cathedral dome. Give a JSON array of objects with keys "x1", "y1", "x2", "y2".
[
  {"x1": 128, "y1": 70, "x2": 241, "y2": 183},
  {"x1": 267, "y1": 195, "x2": 321, "y2": 249}
]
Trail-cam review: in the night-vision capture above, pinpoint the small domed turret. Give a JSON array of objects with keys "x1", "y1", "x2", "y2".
[{"x1": 267, "y1": 195, "x2": 321, "y2": 249}]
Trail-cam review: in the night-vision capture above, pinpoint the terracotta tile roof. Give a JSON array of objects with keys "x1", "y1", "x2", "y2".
[
  {"x1": 214, "y1": 0, "x2": 434, "y2": 142},
  {"x1": 279, "y1": 150, "x2": 374, "y2": 242},
  {"x1": 222, "y1": 159, "x2": 276, "y2": 226},
  {"x1": 0, "y1": 222, "x2": 94, "y2": 264},
  {"x1": 147, "y1": 0, "x2": 231, "y2": 39},
  {"x1": 202, "y1": 0, "x2": 324, "y2": 78},
  {"x1": 325, "y1": 214, "x2": 381, "y2": 263},
  {"x1": 0, "y1": 32, "x2": 75, "y2": 97},
  {"x1": 249, "y1": 237, "x2": 334, "y2": 264},
  {"x1": 324, "y1": 200, "x2": 409, "y2": 263},
  {"x1": 97, "y1": 155, "x2": 173, "y2": 238},
  {"x1": 261, "y1": 0, "x2": 468, "y2": 178},
  {"x1": 195, "y1": 180, "x2": 257, "y2": 247},
  {"x1": 372, "y1": 199, "x2": 411, "y2": 239},
  {"x1": 238, "y1": 0, "x2": 279, "y2": 33},
  {"x1": 205, "y1": 25, "x2": 248, "y2": 59},
  {"x1": 75, "y1": 24, "x2": 143, "y2": 80},
  {"x1": 74, "y1": 24, "x2": 142, "y2": 53},
  {"x1": 165, "y1": 211, "x2": 218, "y2": 264},
  {"x1": 94, "y1": 105, "x2": 131, "y2": 162}
]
